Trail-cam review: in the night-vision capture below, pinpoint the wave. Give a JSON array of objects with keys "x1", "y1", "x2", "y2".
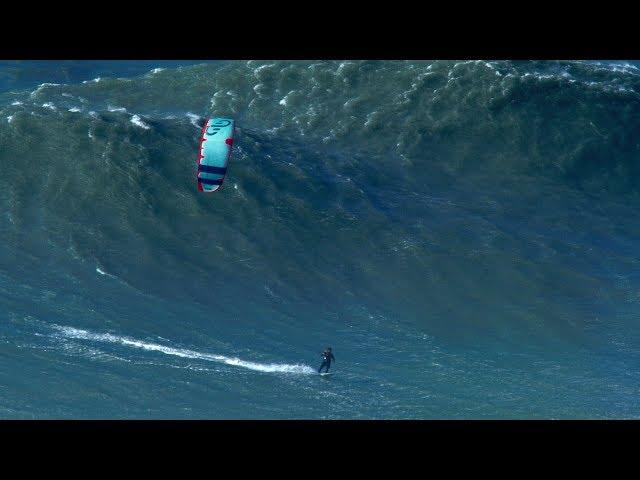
[
  {"x1": 1, "y1": 60, "x2": 639, "y2": 343},
  {"x1": 130, "y1": 114, "x2": 150, "y2": 129},
  {"x1": 3, "y1": 60, "x2": 639, "y2": 194}
]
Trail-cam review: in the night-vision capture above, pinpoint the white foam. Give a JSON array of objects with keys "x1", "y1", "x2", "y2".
[
  {"x1": 150, "y1": 68, "x2": 165, "y2": 74},
  {"x1": 253, "y1": 63, "x2": 275, "y2": 78},
  {"x1": 130, "y1": 114, "x2": 150, "y2": 130},
  {"x1": 335, "y1": 61, "x2": 352, "y2": 76},
  {"x1": 42, "y1": 102, "x2": 57, "y2": 111},
  {"x1": 278, "y1": 90, "x2": 296, "y2": 107},
  {"x1": 82, "y1": 77, "x2": 102, "y2": 84},
  {"x1": 483, "y1": 61, "x2": 502, "y2": 76},
  {"x1": 186, "y1": 112, "x2": 201, "y2": 128},
  {"x1": 95, "y1": 267, "x2": 121, "y2": 281},
  {"x1": 11, "y1": 101, "x2": 22, "y2": 106},
  {"x1": 7, "y1": 115, "x2": 14, "y2": 123},
  {"x1": 364, "y1": 111, "x2": 378, "y2": 128},
  {"x1": 599, "y1": 63, "x2": 640, "y2": 76},
  {"x1": 51, "y1": 325, "x2": 315, "y2": 375},
  {"x1": 108, "y1": 105, "x2": 127, "y2": 112},
  {"x1": 30, "y1": 83, "x2": 60, "y2": 97},
  {"x1": 68, "y1": 107, "x2": 82, "y2": 113},
  {"x1": 616, "y1": 86, "x2": 635, "y2": 93}
]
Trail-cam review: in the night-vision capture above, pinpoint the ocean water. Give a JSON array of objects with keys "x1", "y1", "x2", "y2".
[{"x1": 1, "y1": 60, "x2": 640, "y2": 419}]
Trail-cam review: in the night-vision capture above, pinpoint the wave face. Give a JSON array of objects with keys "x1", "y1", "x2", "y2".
[{"x1": 1, "y1": 60, "x2": 640, "y2": 419}]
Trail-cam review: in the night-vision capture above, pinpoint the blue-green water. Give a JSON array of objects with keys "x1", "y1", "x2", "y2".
[{"x1": 1, "y1": 60, "x2": 640, "y2": 418}]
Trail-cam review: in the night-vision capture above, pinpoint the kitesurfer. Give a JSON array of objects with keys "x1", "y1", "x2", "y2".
[{"x1": 318, "y1": 347, "x2": 335, "y2": 373}]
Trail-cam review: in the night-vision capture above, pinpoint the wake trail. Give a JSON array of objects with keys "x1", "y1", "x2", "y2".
[{"x1": 50, "y1": 324, "x2": 315, "y2": 375}]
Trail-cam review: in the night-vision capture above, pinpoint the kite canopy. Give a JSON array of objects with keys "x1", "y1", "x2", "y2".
[{"x1": 197, "y1": 117, "x2": 235, "y2": 192}]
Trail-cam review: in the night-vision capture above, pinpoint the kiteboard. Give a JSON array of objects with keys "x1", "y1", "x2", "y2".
[{"x1": 197, "y1": 117, "x2": 235, "y2": 192}]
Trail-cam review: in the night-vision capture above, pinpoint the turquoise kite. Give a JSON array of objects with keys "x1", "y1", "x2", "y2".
[{"x1": 197, "y1": 117, "x2": 235, "y2": 192}]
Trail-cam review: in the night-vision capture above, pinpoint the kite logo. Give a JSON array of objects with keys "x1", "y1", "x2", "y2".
[{"x1": 207, "y1": 119, "x2": 231, "y2": 135}]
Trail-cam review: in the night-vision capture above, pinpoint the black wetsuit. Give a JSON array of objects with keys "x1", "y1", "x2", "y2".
[{"x1": 318, "y1": 350, "x2": 335, "y2": 373}]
